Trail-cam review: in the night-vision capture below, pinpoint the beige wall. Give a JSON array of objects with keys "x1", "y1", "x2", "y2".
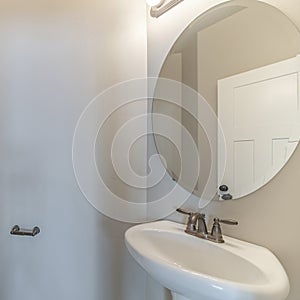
[{"x1": 147, "y1": 0, "x2": 300, "y2": 299}]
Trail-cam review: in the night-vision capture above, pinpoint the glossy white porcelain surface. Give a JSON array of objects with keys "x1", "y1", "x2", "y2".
[{"x1": 125, "y1": 220, "x2": 289, "y2": 300}]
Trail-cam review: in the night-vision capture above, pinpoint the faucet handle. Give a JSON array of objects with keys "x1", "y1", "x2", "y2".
[
  {"x1": 176, "y1": 208, "x2": 205, "y2": 217},
  {"x1": 218, "y1": 219, "x2": 238, "y2": 225},
  {"x1": 211, "y1": 218, "x2": 238, "y2": 243},
  {"x1": 176, "y1": 208, "x2": 192, "y2": 215}
]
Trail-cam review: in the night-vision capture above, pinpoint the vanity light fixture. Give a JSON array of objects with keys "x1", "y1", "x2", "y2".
[{"x1": 146, "y1": 0, "x2": 185, "y2": 18}]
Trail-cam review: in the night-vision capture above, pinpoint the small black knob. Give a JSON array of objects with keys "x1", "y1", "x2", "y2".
[
  {"x1": 219, "y1": 185, "x2": 229, "y2": 192},
  {"x1": 222, "y1": 194, "x2": 233, "y2": 200}
]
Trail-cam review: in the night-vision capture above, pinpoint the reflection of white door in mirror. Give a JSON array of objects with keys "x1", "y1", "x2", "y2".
[{"x1": 218, "y1": 55, "x2": 300, "y2": 199}]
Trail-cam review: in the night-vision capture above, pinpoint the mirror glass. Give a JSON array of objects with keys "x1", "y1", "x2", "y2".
[{"x1": 152, "y1": 0, "x2": 300, "y2": 200}]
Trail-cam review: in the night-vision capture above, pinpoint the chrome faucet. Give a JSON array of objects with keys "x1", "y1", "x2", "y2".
[{"x1": 176, "y1": 208, "x2": 238, "y2": 243}]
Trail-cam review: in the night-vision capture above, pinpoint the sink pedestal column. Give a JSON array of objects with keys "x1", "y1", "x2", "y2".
[{"x1": 171, "y1": 292, "x2": 191, "y2": 300}]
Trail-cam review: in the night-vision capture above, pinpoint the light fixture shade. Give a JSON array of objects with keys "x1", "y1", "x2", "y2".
[
  {"x1": 149, "y1": 0, "x2": 185, "y2": 18},
  {"x1": 146, "y1": 0, "x2": 164, "y2": 7}
]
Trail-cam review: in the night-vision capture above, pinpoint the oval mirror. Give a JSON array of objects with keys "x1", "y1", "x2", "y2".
[{"x1": 152, "y1": 0, "x2": 300, "y2": 200}]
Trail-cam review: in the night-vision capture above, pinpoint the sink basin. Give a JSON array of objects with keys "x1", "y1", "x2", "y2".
[{"x1": 125, "y1": 220, "x2": 289, "y2": 300}]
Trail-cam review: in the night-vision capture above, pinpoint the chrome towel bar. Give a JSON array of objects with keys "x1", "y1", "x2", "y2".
[{"x1": 10, "y1": 225, "x2": 40, "y2": 237}]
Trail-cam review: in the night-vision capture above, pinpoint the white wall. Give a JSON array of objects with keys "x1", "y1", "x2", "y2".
[
  {"x1": 147, "y1": 1, "x2": 300, "y2": 300},
  {"x1": 0, "y1": 0, "x2": 147, "y2": 299}
]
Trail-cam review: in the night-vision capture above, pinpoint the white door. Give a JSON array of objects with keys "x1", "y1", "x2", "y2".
[{"x1": 218, "y1": 55, "x2": 300, "y2": 199}]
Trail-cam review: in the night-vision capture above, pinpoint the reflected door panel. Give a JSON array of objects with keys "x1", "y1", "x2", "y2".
[{"x1": 218, "y1": 55, "x2": 300, "y2": 198}]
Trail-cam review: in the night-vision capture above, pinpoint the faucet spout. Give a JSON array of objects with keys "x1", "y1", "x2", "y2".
[
  {"x1": 176, "y1": 208, "x2": 200, "y2": 232},
  {"x1": 197, "y1": 214, "x2": 208, "y2": 235}
]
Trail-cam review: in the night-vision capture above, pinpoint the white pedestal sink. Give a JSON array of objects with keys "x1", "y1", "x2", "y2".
[{"x1": 125, "y1": 220, "x2": 289, "y2": 300}]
